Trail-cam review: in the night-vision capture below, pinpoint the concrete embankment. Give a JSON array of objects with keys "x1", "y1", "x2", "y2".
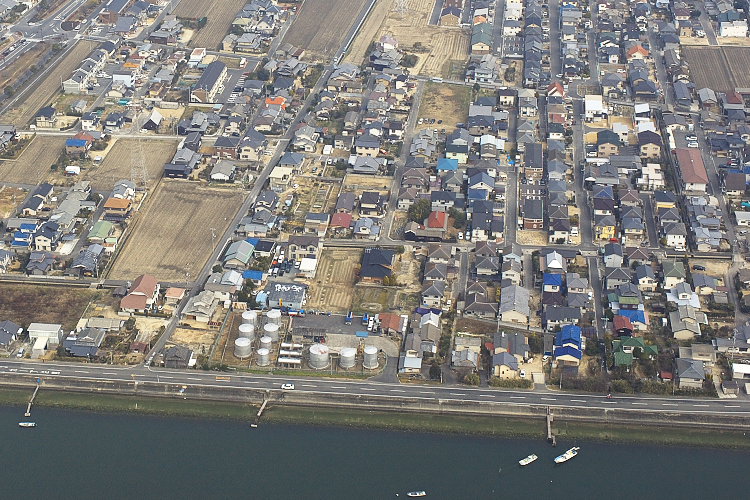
[{"x1": 2, "y1": 373, "x2": 750, "y2": 439}]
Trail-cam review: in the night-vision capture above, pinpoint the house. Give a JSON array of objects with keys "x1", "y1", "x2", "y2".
[
  {"x1": 634, "y1": 264, "x2": 657, "y2": 292},
  {"x1": 360, "y1": 248, "x2": 395, "y2": 283},
  {"x1": 463, "y1": 293, "x2": 498, "y2": 318},
  {"x1": 25, "y1": 251, "x2": 55, "y2": 275},
  {"x1": 522, "y1": 198, "x2": 544, "y2": 229},
  {"x1": 182, "y1": 290, "x2": 220, "y2": 323},
  {"x1": 288, "y1": 235, "x2": 320, "y2": 262},
  {"x1": 492, "y1": 352, "x2": 520, "y2": 378},
  {"x1": 163, "y1": 345, "x2": 193, "y2": 369},
  {"x1": 190, "y1": 61, "x2": 228, "y2": 103},
  {"x1": 421, "y1": 280, "x2": 446, "y2": 308},
  {"x1": 553, "y1": 325, "x2": 582, "y2": 366},
  {"x1": 669, "y1": 305, "x2": 707, "y2": 340},
  {"x1": 210, "y1": 160, "x2": 236, "y2": 181},
  {"x1": 264, "y1": 281, "x2": 308, "y2": 310},
  {"x1": 499, "y1": 284, "x2": 530, "y2": 324},
  {"x1": 223, "y1": 240, "x2": 254, "y2": 269},
  {"x1": 35, "y1": 106, "x2": 57, "y2": 128},
  {"x1": 676, "y1": 358, "x2": 705, "y2": 389},
  {"x1": 0, "y1": 319, "x2": 22, "y2": 346},
  {"x1": 63, "y1": 327, "x2": 105, "y2": 358},
  {"x1": 28, "y1": 323, "x2": 63, "y2": 356},
  {"x1": 638, "y1": 130, "x2": 662, "y2": 159},
  {"x1": 674, "y1": 148, "x2": 708, "y2": 193},
  {"x1": 360, "y1": 191, "x2": 387, "y2": 218},
  {"x1": 597, "y1": 129, "x2": 621, "y2": 157},
  {"x1": 120, "y1": 274, "x2": 159, "y2": 314},
  {"x1": 355, "y1": 134, "x2": 380, "y2": 157},
  {"x1": 493, "y1": 331, "x2": 529, "y2": 363}
]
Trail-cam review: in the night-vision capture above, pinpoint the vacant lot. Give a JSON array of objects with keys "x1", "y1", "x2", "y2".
[
  {"x1": 3, "y1": 40, "x2": 95, "y2": 126},
  {"x1": 283, "y1": 0, "x2": 368, "y2": 59},
  {"x1": 346, "y1": 0, "x2": 469, "y2": 78},
  {"x1": 84, "y1": 138, "x2": 179, "y2": 190},
  {"x1": 306, "y1": 248, "x2": 361, "y2": 312},
  {"x1": 172, "y1": 327, "x2": 218, "y2": 354},
  {"x1": 0, "y1": 284, "x2": 102, "y2": 331},
  {"x1": 0, "y1": 135, "x2": 65, "y2": 184},
  {"x1": 418, "y1": 82, "x2": 470, "y2": 129},
  {"x1": 109, "y1": 181, "x2": 244, "y2": 281},
  {"x1": 683, "y1": 45, "x2": 750, "y2": 94},
  {"x1": 0, "y1": 185, "x2": 26, "y2": 217},
  {"x1": 177, "y1": 0, "x2": 246, "y2": 49},
  {"x1": 0, "y1": 42, "x2": 49, "y2": 91}
]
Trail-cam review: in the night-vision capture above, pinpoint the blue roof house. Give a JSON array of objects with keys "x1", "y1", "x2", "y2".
[
  {"x1": 543, "y1": 272, "x2": 563, "y2": 292},
  {"x1": 437, "y1": 158, "x2": 458, "y2": 172}
]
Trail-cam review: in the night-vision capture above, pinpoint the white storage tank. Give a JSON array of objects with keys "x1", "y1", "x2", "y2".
[
  {"x1": 363, "y1": 345, "x2": 378, "y2": 369},
  {"x1": 339, "y1": 347, "x2": 356, "y2": 369},
  {"x1": 256, "y1": 347, "x2": 271, "y2": 366},
  {"x1": 238, "y1": 323, "x2": 255, "y2": 339},
  {"x1": 234, "y1": 337, "x2": 252, "y2": 358},
  {"x1": 241, "y1": 310, "x2": 258, "y2": 326},
  {"x1": 263, "y1": 322, "x2": 280, "y2": 341},
  {"x1": 259, "y1": 336, "x2": 272, "y2": 350},
  {"x1": 308, "y1": 343, "x2": 330, "y2": 370},
  {"x1": 266, "y1": 309, "x2": 282, "y2": 326}
]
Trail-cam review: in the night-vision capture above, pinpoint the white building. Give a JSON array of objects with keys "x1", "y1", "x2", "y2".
[{"x1": 719, "y1": 20, "x2": 748, "y2": 38}]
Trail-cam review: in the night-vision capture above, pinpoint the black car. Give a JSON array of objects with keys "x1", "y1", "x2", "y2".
[{"x1": 692, "y1": 265, "x2": 706, "y2": 271}]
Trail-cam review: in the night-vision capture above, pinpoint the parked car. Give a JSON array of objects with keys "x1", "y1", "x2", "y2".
[{"x1": 692, "y1": 265, "x2": 706, "y2": 271}]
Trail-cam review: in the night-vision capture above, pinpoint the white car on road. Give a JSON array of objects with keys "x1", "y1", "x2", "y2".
[{"x1": 281, "y1": 383, "x2": 295, "y2": 390}]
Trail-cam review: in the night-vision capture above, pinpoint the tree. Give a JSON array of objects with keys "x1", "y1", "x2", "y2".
[
  {"x1": 212, "y1": 264, "x2": 223, "y2": 273},
  {"x1": 408, "y1": 198, "x2": 431, "y2": 223},
  {"x1": 449, "y1": 207, "x2": 467, "y2": 229},
  {"x1": 402, "y1": 54, "x2": 418, "y2": 68},
  {"x1": 429, "y1": 361, "x2": 441, "y2": 380},
  {"x1": 473, "y1": 83, "x2": 480, "y2": 93},
  {"x1": 463, "y1": 372, "x2": 480, "y2": 385}
]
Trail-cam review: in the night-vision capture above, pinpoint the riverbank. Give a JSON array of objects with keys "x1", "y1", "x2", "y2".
[{"x1": 2, "y1": 388, "x2": 749, "y2": 449}]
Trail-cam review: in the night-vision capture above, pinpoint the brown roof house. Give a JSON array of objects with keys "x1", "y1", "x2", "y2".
[{"x1": 120, "y1": 274, "x2": 160, "y2": 314}]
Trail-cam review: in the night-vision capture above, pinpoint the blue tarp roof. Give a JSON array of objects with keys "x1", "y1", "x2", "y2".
[
  {"x1": 243, "y1": 270, "x2": 264, "y2": 281},
  {"x1": 65, "y1": 138, "x2": 88, "y2": 147},
  {"x1": 437, "y1": 158, "x2": 458, "y2": 171},
  {"x1": 246, "y1": 237, "x2": 260, "y2": 246},
  {"x1": 617, "y1": 309, "x2": 646, "y2": 324},
  {"x1": 543, "y1": 273, "x2": 563, "y2": 286},
  {"x1": 356, "y1": 331, "x2": 369, "y2": 338}
]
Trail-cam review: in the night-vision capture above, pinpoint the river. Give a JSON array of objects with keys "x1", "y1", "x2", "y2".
[{"x1": 2, "y1": 405, "x2": 749, "y2": 499}]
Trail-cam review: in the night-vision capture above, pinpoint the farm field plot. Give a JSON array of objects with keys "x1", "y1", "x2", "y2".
[
  {"x1": 344, "y1": 0, "x2": 392, "y2": 63},
  {"x1": 0, "y1": 136, "x2": 65, "y2": 184},
  {"x1": 177, "y1": 0, "x2": 246, "y2": 49},
  {"x1": 2, "y1": 41, "x2": 95, "y2": 126},
  {"x1": 83, "y1": 138, "x2": 179, "y2": 190},
  {"x1": 0, "y1": 284, "x2": 104, "y2": 332},
  {"x1": 109, "y1": 181, "x2": 244, "y2": 281},
  {"x1": 0, "y1": 42, "x2": 49, "y2": 91},
  {"x1": 345, "y1": 0, "x2": 469, "y2": 78},
  {"x1": 306, "y1": 248, "x2": 362, "y2": 312},
  {"x1": 683, "y1": 46, "x2": 750, "y2": 94},
  {"x1": 418, "y1": 82, "x2": 470, "y2": 129},
  {"x1": 0, "y1": 186, "x2": 26, "y2": 217},
  {"x1": 283, "y1": 0, "x2": 369, "y2": 59}
]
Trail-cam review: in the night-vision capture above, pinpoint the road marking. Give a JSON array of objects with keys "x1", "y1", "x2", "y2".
[
  {"x1": 244, "y1": 380, "x2": 258, "y2": 384},
  {"x1": 161, "y1": 376, "x2": 173, "y2": 379},
  {"x1": 331, "y1": 386, "x2": 346, "y2": 389},
  {"x1": 510, "y1": 396, "x2": 526, "y2": 399},
  {"x1": 449, "y1": 393, "x2": 466, "y2": 396},
  {"x1": 602, "y1": 401, "x2": 616, "y2": 404},
  {"x1": 74, "y1": 370, "x2": 89, "y2": 373},
  {"x1": 692, "y1": 404, "x2": 710, "y2": 407},
  {"x1": 570, "y1": 399, "x2": 586, "y2": 403},
  {"x1": 361, "y1": 387, "x2": 375, "y2": 391},
  {"x1": 631, "y1": 402, "x2": 647, "y2": 405},
  {"x1": 540, "y1": 397, "x2": 556, "y2": 401},
  {"x1": 661, "y1": 403, "x2": 678, "y2": 406},
  {"x1": 419, "y1": 391, "x2": 435, "y2": 395},
  {"x1": 187, "y1": 377, "x2": 200, "y2": 381},
  {"x1": 103, "y1": 372, "x2": 116, "y2": 375},
  {"x1": 301, "y1": 384, "x2": 317, "y2": 388},
  {"x1": 390, "y1": 389, "x2": 406, "y2": 393},
  {"x1": 725, "y1": 405, "x2": 741, "y2": 408},
  {"x1": 479, "y1": 394, "x2": 495, "y2": 398}
]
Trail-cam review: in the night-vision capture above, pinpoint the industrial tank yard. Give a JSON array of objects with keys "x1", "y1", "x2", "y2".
[{"x1": 210, "y1": 310, "x2": 399, "y2": 374}]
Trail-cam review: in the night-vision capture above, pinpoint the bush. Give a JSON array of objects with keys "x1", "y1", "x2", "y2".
[
  {"x1": 610, "y1": 379, "x2": 634, "y2": 393},
  {"x1": 489, "y1": 377, "x2": 533, "y2": 389},
  {"x1": 463, "y1": 372, "x2": 480, "y2": 386}
]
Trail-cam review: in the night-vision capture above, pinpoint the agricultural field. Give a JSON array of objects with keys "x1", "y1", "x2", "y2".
[
  {"x1": 345, "y1": 0, "x2": 469, "y2": 78},
  {"x1": 306, "y1": 248, "x2": 362, "y2": 312},
  {"x1": 283, "y1": 0, "x2": 369, "y2": 59},
  {"x1": 2, "y1": 40, "x2": 96, "y2": 126},
  {"x1": 0, "y1": 284, "x2": 106, "y2": 332},
  {"x1": 83, "y1": 138, "x2": 179, "y2": 190},
  {"x1": 0, "y1": 185, "x2": 26, "y2": 217},
  {"x1": 176, "y1": 0, "x2": 247, "y2": 49},
  {"x1": 108, "y1": 181, "x2": 244, "y2": 281},
  {"x1": 417, "y1": 82, "x2": 471, "y2": 129},
  {"x1": 0, "y1": 135, "x2": 65, "y2": 184},
  {"x1": 683, "y1": 46, "x2": 750, "y2": 94}
]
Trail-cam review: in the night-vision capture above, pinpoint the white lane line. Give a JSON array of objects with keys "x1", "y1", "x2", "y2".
[
  {"x1": 301, "y1": 384, "x2": 317, "y2": 387},
  {"x1": 602, "y1": 401, "x2": 616, "y2": 404},
  {"x1": 187, "y1": 377, "x2": 200, "y2": 381},
  {"x1": 331, "y1": 386, "x2": 347, "y2": 389},
  {"x1": 160, "y1": 376, "x2": 173, "y2": 379},
  {"x1": 244, "y1": 380, "x2": 258, "y2": 384},
  {"x1": 479, "y1": 394, "x2": 495, "y2": 398},
  {"x1": 74, "y1": 370, "x2": 89, "y2": 373},
  {"x1": 449, "y1": 393, "x2": 466, "y2": 396},
  {"x1": 103, "y1": 372, "x2": 116, "y2": 375},
  {"x1": 419, "y1": 391, "x2": 435, "y2": 395},
  {"x1": 570, "y1": 399, "x2": 586, "y2": 403},
  {"x1": 661, "y1": 403, "x2": 678, "y2": 406},
  {"x1": 390, "y1": 389, "x2": 406, "y2": 393},
  {"x1": 725, "y1": 405, "x2": 741, "y2": 408},
  {"x1": 361, "y1": 387, "x2": 376, "y2": 391},
  {"x1": 692, "y1": 404, "x2": 710, "y2": 407},
  {"x1": 510, "y1": 396, "x2": 526, "y2": 399},
  {"x1": 540, "y1": 397, "x2": 557, "y2": 401},
  {"x1": 631, "y1": 402, "x2": 647, "y2": 405}
]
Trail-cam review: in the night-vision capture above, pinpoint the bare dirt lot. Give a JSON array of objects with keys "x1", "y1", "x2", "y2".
[
  {"x1": 306, "y1": 248, "x2": 361, "y2": 312},
  {"x1": 683, "y1": 45, "x2": 750, "y2": 94},
  {"x1": 109, "y1": 181, "x2": 244, "y2": 281},
  {"x1": 418, "y1": 82, "x2": 470, "y2": 129},
  {"x1": 176, "y1": 0, "x2": 247, "y2": 49},
  {"x1": 0, "y1": 135, "x2": 65, "y2": 184},
  {"x1": 0, "y1": 185, "x2": 26, "y2": 217},
  {"x1": 2, "y1": 41, "x2": 96, "y2": 126},
  {"x1": 346, "y1": 0, "x2": 469, "y2": 78},
  {"x1": 172, "y1": 327, "x2": 218, "y2": 355},
  {"x1": 283, "y1": 0, "x2": 369, "y2": 59},
  {"x1": 0, "y1": 284, "x2": 105, "y2": 331},
  {"x1": 83, "y1": 138, "x2": 179, "y2": 190}
]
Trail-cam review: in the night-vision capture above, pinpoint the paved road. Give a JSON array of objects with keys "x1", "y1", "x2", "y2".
[{"x1": 1, "y1": 360, "x2": 748, "y2": 415}]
